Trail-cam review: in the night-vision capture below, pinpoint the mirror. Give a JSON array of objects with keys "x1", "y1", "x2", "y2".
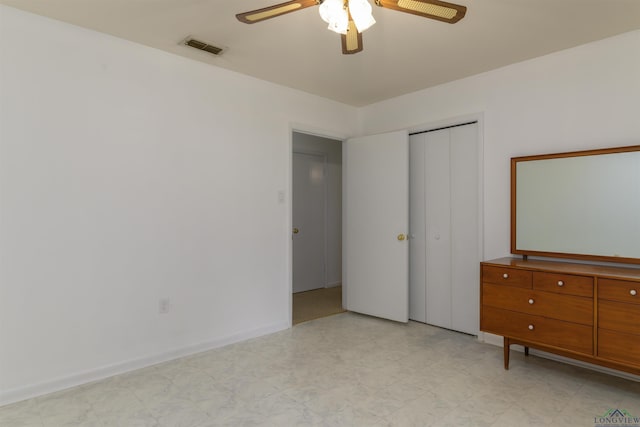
[{"x1": 511, "y1": 145, "x2": 640, "y2": 264}]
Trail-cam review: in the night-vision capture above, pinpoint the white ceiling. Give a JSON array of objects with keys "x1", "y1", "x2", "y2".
[{"x1": 3, "y1": 0, "x2": 640, "y2": 106}]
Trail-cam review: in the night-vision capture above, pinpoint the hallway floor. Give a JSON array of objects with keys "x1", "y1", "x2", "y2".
[{"x1": 292, "y1": 286, "x2": 345, "y2": 325}]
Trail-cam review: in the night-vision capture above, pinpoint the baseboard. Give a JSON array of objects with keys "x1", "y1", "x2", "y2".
[
  {"x1": 478, "y1": 331, "x2": 503, "y2": 347},
  {"x1": 527, "y1": 349, "x2": 640, "y2": 382},
  {"x1": 325, "y1": 282, "x2": 342, "y2": 288},
  {"x1": 478, "y1": 332, "x2": 640, "y2": 382},
  {"x1": 0, "y1": 320, "x2": 289, "y2": 407}
]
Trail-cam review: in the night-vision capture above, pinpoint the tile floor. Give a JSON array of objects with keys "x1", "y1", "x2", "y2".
[{"x1": 1, "y1": 312, "x2": 639, "y2": 426}]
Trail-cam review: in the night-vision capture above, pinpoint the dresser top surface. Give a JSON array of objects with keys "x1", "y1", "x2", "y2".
[{"x1": 483, "y1": 257, "x2": 640, "y2": 281}]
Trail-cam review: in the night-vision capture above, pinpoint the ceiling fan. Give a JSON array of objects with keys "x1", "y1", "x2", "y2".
[{"x1": 236, "y1": 0, "x2": 466, "y2": 55}]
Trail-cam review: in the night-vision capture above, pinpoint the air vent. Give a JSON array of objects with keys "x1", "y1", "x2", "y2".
[{"x1": 183, "y1": 37, "x2": 226, "y2": 56}]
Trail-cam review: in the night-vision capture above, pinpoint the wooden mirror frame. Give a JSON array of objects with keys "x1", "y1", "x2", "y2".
[{"x1": 511, "y1": 144, "x2": 640, "y2": 265}]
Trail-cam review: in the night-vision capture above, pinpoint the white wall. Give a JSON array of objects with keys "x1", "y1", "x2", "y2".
[
  {"x1": 360, "y1": 30, "x2": 640, "y2": 262},
  {"x1": 0, "y1": 5, "x2": 358, "y2": 404},
  {"x1": 292, "y1": 132, "x2": 342, "y2": 287}
]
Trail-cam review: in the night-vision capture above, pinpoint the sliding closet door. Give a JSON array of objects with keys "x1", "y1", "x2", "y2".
[
  {"x1": 450, "y1": 124, "x2": 479, "y2": 335},
  {"x1": 424, "y1": 130, "x2": 452, "y2": 329},
  {"x1": 409, "y1": 122, "x2": 479, "y2": 335},
  {"x1": 409, "y1": 138, "x2": 426, "y2": 323}
]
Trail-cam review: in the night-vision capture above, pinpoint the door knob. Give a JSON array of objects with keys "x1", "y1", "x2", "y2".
[
  {"x1": 293, "y1": 228, "x2": 299, "y2": 234},
  {"x1": 397, "y1": 234, "x2": 407, "y2": 241}
]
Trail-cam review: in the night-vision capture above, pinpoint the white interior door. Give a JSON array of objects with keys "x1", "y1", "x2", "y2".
[
  {"x1": 292, "y1": 152, "x2": 326, "y2": 293},
  {"x1": 343, "y1": 131, "x2": 409, "y2": 323}
]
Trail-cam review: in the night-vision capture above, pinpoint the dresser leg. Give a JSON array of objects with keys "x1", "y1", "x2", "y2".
[
  {"x1": 504, "y1": 337, "x2": 510, "y2": 370},
  {"x1": 524, "y1": 346, "x2": 529, "y2": 356}
]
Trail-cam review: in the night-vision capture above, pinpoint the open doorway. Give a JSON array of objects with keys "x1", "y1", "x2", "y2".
[{"x1": 292, "y1": 131, "x2": 344, "y2": 324}]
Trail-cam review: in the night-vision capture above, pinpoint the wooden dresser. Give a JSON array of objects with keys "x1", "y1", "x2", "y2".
[{"x1": 480, "y1": 257, "x2": 640, "y2": 375}]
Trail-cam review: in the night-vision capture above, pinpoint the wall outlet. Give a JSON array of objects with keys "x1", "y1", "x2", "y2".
[{"x1": 159, "y1": 298, "x2": 170, "y2": 314}]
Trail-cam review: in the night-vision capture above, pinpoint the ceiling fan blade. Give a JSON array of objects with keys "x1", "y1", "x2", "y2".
[
  {"x1": 236, "y1": 0, "x2": 319, "y2": 24},
  {"x1": 341, "y1": 20, "x2": 363, "y2": 54},
  {"x1": 375, "y1": 0, "x2": 466, "y2": 23}
]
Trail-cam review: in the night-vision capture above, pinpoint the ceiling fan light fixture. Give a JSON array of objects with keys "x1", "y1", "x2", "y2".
[
  {"x1": 236, "y1": 0, "x2": 466, "y2": 55},
  {"x1": 349, "y1": 0, "x2": 376, "y2": 32},
  {"x1": 319, "y1": 0, "x2": 349, "y2": 34}
]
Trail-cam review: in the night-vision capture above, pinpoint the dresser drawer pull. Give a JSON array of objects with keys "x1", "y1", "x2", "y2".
[
  {"x1": 503, "y1": 273, "x2": 509, "y2": 279},
  {"x1": 557, "y1": 280, "x2": 564, "y2": 287},
  {"x1": 631, "y1": 289, "x2": 637, "y2": 296},
  {"x1": 528, "y1": 324, "x2": 534, "y2": 331},
  {"x1": 528, "y1": 298, "x2": 535, "y2": 305}
]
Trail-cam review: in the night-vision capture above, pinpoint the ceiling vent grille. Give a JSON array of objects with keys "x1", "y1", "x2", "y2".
[{"x1": 183, "y1": 37, "x2": 226, "y2": 56}]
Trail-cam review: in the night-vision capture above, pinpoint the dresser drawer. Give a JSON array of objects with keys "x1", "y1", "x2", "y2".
[
  {"x1": 599, "y1": 300, "x2": 640, "y2": 335},
  {"x1": 482, "y1": 265, "x2": 532, "y2": 288},
  {"x1": 599, "y1": 278, "x2": 640, "y2": 305},
  {"x1": 482, "y1": 283, "x2": 593, "y2": 325},
  {"x1": 482, "y1": 306, "x2": 593, "y2": 355},
  {"x1": 598, "y1": 329, "x2": 640, "y2": 366},
  {"x1": 533, "y1": 272, "x2": 593, "y2": 297}
]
